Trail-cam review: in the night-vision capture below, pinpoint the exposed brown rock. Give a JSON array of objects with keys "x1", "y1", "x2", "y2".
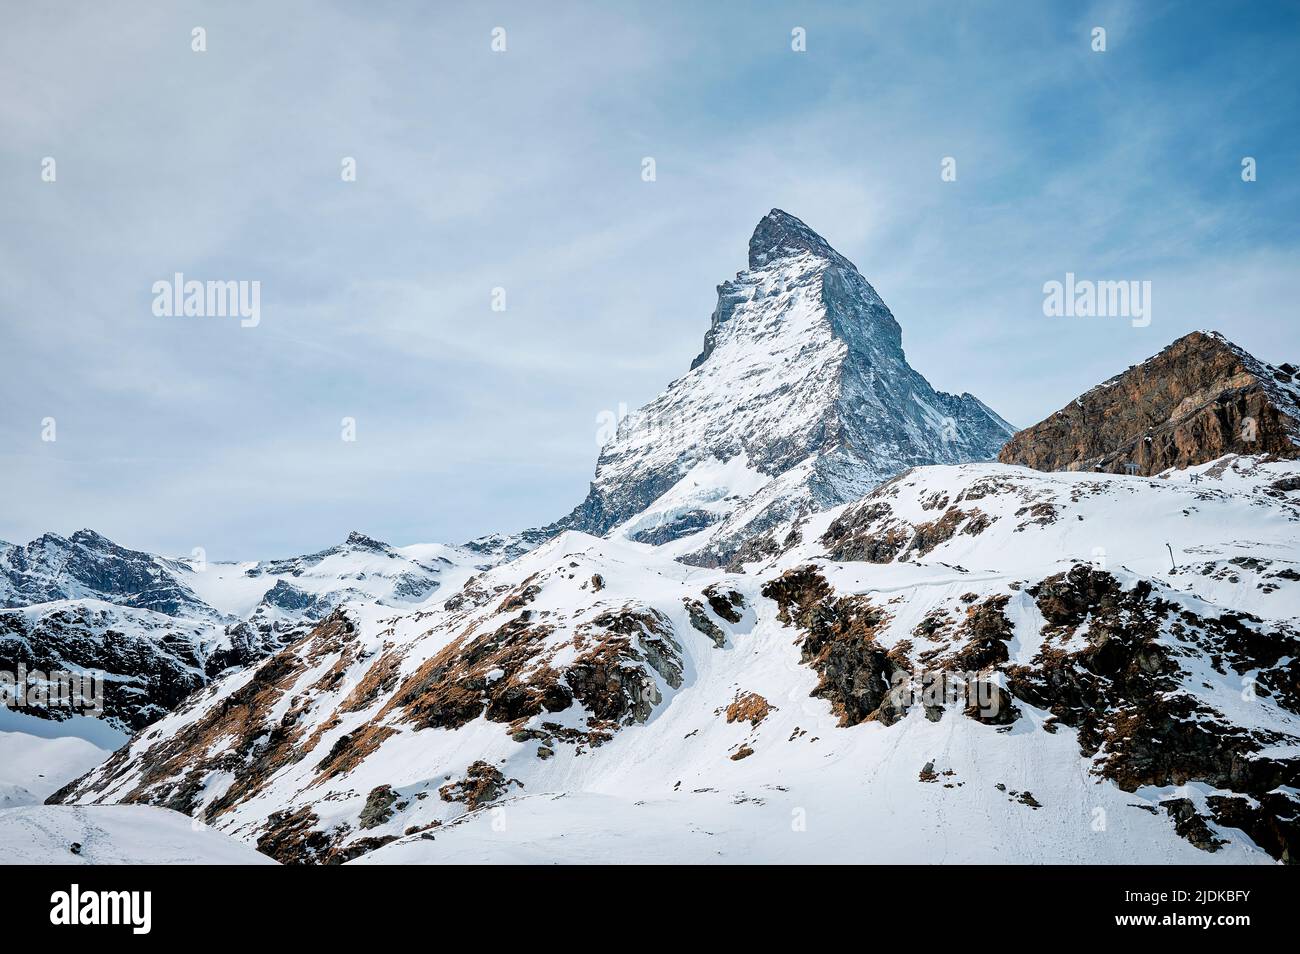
[
  {"x1": 761, "y1": 566, "x2": 904, "y2": 726},
  {"x1": 822, "y1": 476, "x2": 1004, "y2": 564},
  {"x1": 725, "y1": 691, "x2": 772, "y2": 727},
  {"x1": 312, "y1": 724, "x2": 397, "y2": 781},
  {"x1": 497, "y1": 575, "x2": 542, "y2": 613},
  {"x1": 900, "y1": 507, "x2": 971, "y2": 559},
  {"x1": 821, "y1": 500, "x2": 910, "y2": 563},
  {"x1": 256, "y1": 806, "x2": 335, "y2": 865},
  {"x1": 947, "y1": 595, "x2": 1014, "y2": 671},
  {"x1": 340, "y1": 647, "x2": 403, "y2": 713},
  {"x1": 438, "y1": 760, "x2": 520, "y2": 809},
  {"x1": 999, "y1": 331, "x2": 1300, "y2": 475},
  {"x1": 255, "y1": 805, "x2": 397, "y2": 865}
]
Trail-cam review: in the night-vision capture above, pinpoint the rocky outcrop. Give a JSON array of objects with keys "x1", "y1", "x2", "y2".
[
  {"x1": 438, "y1": 761, "x2": 520, "y2": 809},
  {"x1": 999, "y1": 331, "x2": 1300, "y2": 475},
  {"x1": 385, "y1": 602, "x2": 681, "y2": 739},
  {"x1": 0, "y1": 603, "x2": 208, "y2": 732},
  {"x1": 683, "y1": 598, "x2": 726, "y2": 648},
  {"x1": 725, "y1": 691, "x2": 772, "y2": 727},
  {"x1": 762, "y1": 566, "x2": 907, "y2": 726},
  {"x1": 358, "y1": 785, "x2": 400, "y2": 829},
  {"x1": 1005, "y1": 564, "x2": 1300, "y2": 859},
  {"x1": 761, "y1": 557, "x2": 1300, "y2": 861},
  {"x1": 255, "y1": 803, "x2": 399, "y2": 865},
  {"x1": 703, "y1": 586, "x2": 745, "y2": 623}
]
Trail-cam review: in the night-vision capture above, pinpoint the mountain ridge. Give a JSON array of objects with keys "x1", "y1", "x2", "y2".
[
  {"x1": 0, "y1": 528, "x2": 479, "y2": 733},
  {"x1": 1000, "y1": 330, "x2": 1300, "y2": 476}
]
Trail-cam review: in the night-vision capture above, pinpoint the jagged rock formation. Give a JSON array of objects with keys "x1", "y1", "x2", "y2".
[
  {"x1": 1, "y1": 530, "x2": 218, "y2": 619},
  {"x1": 999, "y1": 331, "x2": 1300, "y2": 476},
  {"x1": 548, "y1": 209, "x2": 1014, "y2": 564}
]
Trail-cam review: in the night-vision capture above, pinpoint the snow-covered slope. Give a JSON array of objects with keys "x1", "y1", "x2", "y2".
[
  {"x1": 809, "y1": 454, "x2": 1300, "y2": 621},
  {"x1": 184, "y1": 532, "x2": 474, "y2": 620},
  {"x1": 0, "y1": 728, "x2": 110, "y2": 808},
  {"x1": 0, "y1": 805, "x2": 276, "y2": 865},
  {"x1": 549, "y1": 210, "x2": 1015, "y2": 566},
  {"x1": 0, "y1": 723, "x2": 271, "y2": 864},
  {"x1": 52, "y1": 455, "x2": 1300, "y2": 864}
]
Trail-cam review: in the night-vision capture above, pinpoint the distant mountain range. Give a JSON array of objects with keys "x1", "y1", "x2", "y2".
[{"x1": 1, "y1": 529, "x2": 479, "y2": 733}]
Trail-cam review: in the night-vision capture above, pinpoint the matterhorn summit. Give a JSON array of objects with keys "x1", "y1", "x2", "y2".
[{"x1": 552, "y1": 209, "x2": 1015, "y2": 565}]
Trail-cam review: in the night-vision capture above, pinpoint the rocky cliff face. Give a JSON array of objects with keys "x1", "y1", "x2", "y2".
[
  {"x1": 1, "y1": 530, "x2": 218, "y2": 619},
  {"x1": 549, "y1": 210, "x2": 1015, "y2": 564},
  {"x1": 999, "y1": 331, "x2": 1300, "y2": 476}
]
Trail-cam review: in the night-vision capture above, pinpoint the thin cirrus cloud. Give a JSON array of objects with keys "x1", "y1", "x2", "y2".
[{"x1": 0, "y1": 1, "x2": 1296, "y2": 558}]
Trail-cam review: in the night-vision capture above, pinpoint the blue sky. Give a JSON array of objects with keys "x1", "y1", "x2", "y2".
[{"x1": 2, "y1": 1, "x2": 1297, "y2": 559}]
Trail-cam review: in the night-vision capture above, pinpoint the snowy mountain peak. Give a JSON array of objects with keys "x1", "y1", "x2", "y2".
[
  {"x1": 748, "y1": 208, "x2": 846, "y2": 269},
  {"x1": 343, "y1": 531, "x2": 388, "y2": 551},
  {"x1": 1, "y1": 527, "x2": 211, "y2": 618},
  {"x1": 68, "y1": 529, "x2": 114, "y2": 547},
  {"x1": 54, "y1": 453, "x2": 1300, "y2": 864},
  {"x1": 553, "y1": 210, "x2": 1014, "y2": 565}
]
